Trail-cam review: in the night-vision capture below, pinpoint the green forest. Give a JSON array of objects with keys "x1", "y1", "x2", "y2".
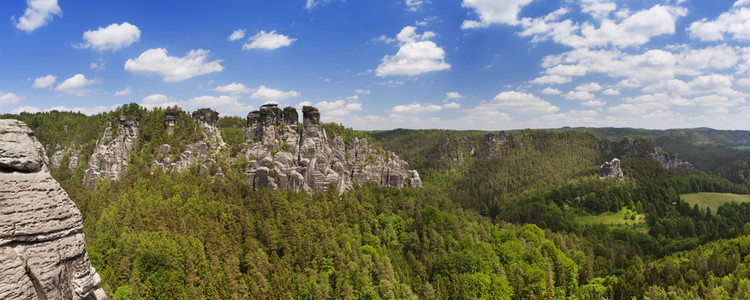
[{"x1": 6, "y1": 104, "x2": 750, "y2": 299}]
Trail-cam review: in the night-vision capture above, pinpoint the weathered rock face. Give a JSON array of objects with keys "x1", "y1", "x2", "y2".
[
  {"x1": 153, "y1": 108, "x2": 223, "y2": 173},
  {"x1": 0, "y1": 119, "x2": 106, "y2": 300},
  {"x1": 165, "y1": 108, "x2": 179, "y2": 135},
  {"x1": 648, "y1": 147, "x2": 694, "y2": 169},
  {"x1": 84, "y1": 115, "x2": 139, "y2": 188},
  {"x1": 599, "y1": 158, "x2": 624, "y2": 180},
  {"x1": 50, "y1": 142, "x2": 81, "y2": 171},
  {"x1": 245, "y1": 105, "x2": 422, "y2": 193}
]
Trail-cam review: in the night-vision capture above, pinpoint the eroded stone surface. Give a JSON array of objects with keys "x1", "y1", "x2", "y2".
[
  {"x1": 599, "y1": 158, "x2": 624, "y2": 180},
  {"x1": 84, "y1": 115, "x2": 138, "y2": 188},
  {"x1": 0, "y1": 119, "x2": 106, "y2": 300},
  {"x1": 648, "y1": 147, "x2": 694, "y2": 169},
  {"x1": 245, "y1": 105, "x2": 422, "y2": 193}
]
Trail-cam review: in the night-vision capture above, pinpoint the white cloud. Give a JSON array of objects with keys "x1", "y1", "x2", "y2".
[
  {"x1": 315, "y1": 100, "x2": 363, "y2": 118},
  {"x1": 406, "y1": 0, "x2": 427, "y2": 11},
  {"x1": 124, "y1": 48, "x2": 224, "y2": 82},
  {"x1": 575, "y1": 82, "x2": 603, "y2": 92},
  {"x1": 446, "y1": 91, "x2": 463, "y2": 99},
  {"x1": 89, "y1": 58, "x2": 106, "y2": 71},
  {"x1": 215, "y1": 82, "x2": 251, "y2": 94},
  {"x1": 688, "y1": 2, "x2": 750, "y2": 41},
  {"x1": 77, "y1": 22, "x2": 140, "y2": 51},
  {"x1": 54, "y1": 74, "x2": 99, "y2": 96},
  {"x1": 376, "y1": 26, "x2": 450, "y2": 76},
  {"x1": 249, "y1": 85, "x2": 300, "y2": 101},
  {"x1": 530, "y1": 75, "x2": 571, "y2": 84},
  {"x1": 11, "y1": 106, "x2": 40, "y2": 114},
  {"x1": 13, "y1": 0, "x2": 61, "y2": 33},
  {"x1": 542, "y1": 87, "x2": 562, "y2": 95},
  {"x1": 228, "y1": 29, "x2": 245, "y2": 42},
  {"x1": 0, "y1": 92, "x2": 22, "y2": 106},
  {"x1": 546, "y1": 64, "x2": 587, "y2": 76},
  {"x1": 355, "y1": 89, "x2": 371, "y2": 95},
  {"x1": 737, "y1": 78, "x2": 750, "y2": 86},
  {"x1": 140, "y1": 94, "x2": 253, "y2": 116},
  {"x1": 520, "y1": 4, "x2": 686, "y2": 48},
  {"x1": 565, "y1": 91, "x2": 595, "y2": 100},
  {"x1": 676, "y1": 44, "x2": 740, "y2": 75},
  {"x1": 602, "y1": 88, "x2": 620, "y2": 95},
  {"x1": 114, "y1": 86, "x2": 132, "y2": 96},
  {"x1": 376, "y1": 80, "x2": 405, "y2": 87},
  {"x1": 243, "y1": 30, "x2": 296, "y2": 50},
  {"x1": 581, "y1": 0, "x2": 616, "y2": 20},
  {"x1": 461, "y1": 0, "x2": 533, "y2": 28},
  {"x1": 582, "y1": 99, "x2": 606, "y2": 106},
  {"x1": 487, "y1": 91, "x2": 559, "y2": 113},
  {"x1": 305, "y1": 0, "x2": 336, "y2": 10},
  {"x1": 32, "y1": 75, "x2": 56, "y2": 89},
  {"x1": 391, "y1": 102, "x2": 460, "y2": 114}
]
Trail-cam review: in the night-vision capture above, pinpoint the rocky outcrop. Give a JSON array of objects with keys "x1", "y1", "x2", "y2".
[
  {"x1": 84, "y1": 115, "x2": 138, "y2": 188},
  {"x1": 152, "y1": 108, "x2": 223, "y2": 173},
  {"x1": 0, "y1": 119, "x2": 106, "y2": 300},
  {"x1": 245, "y1": 104, "x2": 421, "y2": 193},
  {"x1": 50, "y1": 142, "x2": 81, "y2": 171},
  {"x1": 599, "y1": 158, "x2": 624, "y2": 180},
  {"x1": 165, "y1": 108, "x2": 179, "y2": 135},
  {"x1": 648, "y1": 147, "x2": 694, "y2": 169}
]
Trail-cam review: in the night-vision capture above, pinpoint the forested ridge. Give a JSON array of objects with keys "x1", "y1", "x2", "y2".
[{"x1": 6, "y1": 104, "x2": 750, "y2": 299}]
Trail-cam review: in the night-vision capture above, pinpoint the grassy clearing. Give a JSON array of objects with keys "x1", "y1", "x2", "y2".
[
  {"x1": 578, "y1": 208, "x2": 647, "y2": 232},
  {"x1": 680, "y1": 192, "x2": 750, "y2": 212}
]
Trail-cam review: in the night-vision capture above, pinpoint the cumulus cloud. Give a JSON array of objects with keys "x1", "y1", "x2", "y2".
[
  {"x1": 249, "y1": 85, "x2": 300, "y2": 101},
  {"x1": 140, "y1": 94, "x2": 253, "y2": 116},
  {"x1": 376, "y1": 26, "x2": 451, "y2": 76},
  {"x1": 77, "y1": 22, "x2": 140, "y2": 51},
  {"x1": 530, "y1": 75, "x2": 571, "y2": 84},
  {"x1": 461, "y1": 0, "x2": 533, "y2": 28},
  {"x1": 519, "y1": 4, "x2": 686, "y2": 48},
  {"x1": 355, "y1": 89, "x2": 371, "y2": 95},
  {"x1": 114, "y1": 86, "x2": 132, "y2": 96},
  {"x1": 542, "y1": 87, "x2": 562, "y2": 95},
  {"x1": 446, "y1": 92, "x2": 463, "y2": 99},
  {"x1": 215, "y1": 83, "x2": 251, "y2": 94},
  {"x1": 391, "y1": 102, "x2": 460, "y2": 114},
  {"x1": 0, "y1": 92, "x2": 23, "y2": 107},
  {"x1": 228, "y1": 29, "x2": 245, "y2": 41},
  {"x1": 688, "y1": 2, "x2": 750, "y2": 41},
  {"x1": 13, "y1": 0, "x2": 62, "y2": 33},
  {"x1": 314, "y1": 100, "x2": 363, "y2": 118},
  {"x1": 602, "y1": 88, "x2": 620, "y2": 95},
  {"x1": 11, "y1": 106, "x2": 40, "y2": 114},
  {"x1": 475, "y1": 91, "x2": 559, "y2": 114},
  {"x1": 406, "y1": 0, "x2": 427, "y2": 11},
  {"x1": 124, "y1": 48, "x2": 224, "y2": 82},
  {"x1": 575, "y1": 82, "x2": 603, "y2": 92},
  {"x1": 32, "y1": 75, "x2": 56, "y2": 89},
  {"x1": 565, "y1": 91, "x2": 596, "y2": 100},
  {"x1": 54, "y1": 74, "x2": 100, "y2": 96},
  {"x1": 243, "y1": 30, "x2": 296, "y2": 50}
]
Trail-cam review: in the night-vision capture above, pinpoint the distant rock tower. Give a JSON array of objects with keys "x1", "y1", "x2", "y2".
[{"x1": 599, "y1": 158, "x2": 624, "y2": 180}]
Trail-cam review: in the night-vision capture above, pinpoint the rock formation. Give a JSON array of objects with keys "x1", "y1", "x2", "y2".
[
  {"x1": 50, "y1": 142, "x2": 81, "y2": 171},
  {"x1": 648, "y1": 147, "x2": 694, "y2": 169},
  {"x1": 0, "y1": 119, "x2": 106, "y2": 300},
  {"x1": 599, "y1": 158, "x2": 624, "y2": 180},
  {"x1": 153, "y1": 108, "x2": 223, "y2": 173},
  {"x1": 245, "y1": 104, "x2": 422, "y2": 193},
  {"x1": 84, "y1": 115, "x2": 138, "y2": 188},
  {"x1": 164, "y1": 108, "x2": 178, "y2": 135}
]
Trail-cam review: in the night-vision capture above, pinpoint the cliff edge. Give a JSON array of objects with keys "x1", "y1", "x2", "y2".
[{"x1": 0, "y1": 119, "x2": 106, "y2": 300}]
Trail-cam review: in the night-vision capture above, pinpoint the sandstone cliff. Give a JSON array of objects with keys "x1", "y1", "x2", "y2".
[
  {"x1": 152, "y1": 108, "x2": 223, "y2": 173},
  {"x1": 599, "y1": 158, "x2": 624, "y2": 180},
  {"x1": 648, "y1": 147, "x2": 694, "y2": 169},
  {"x1": 245, "y1": 104, "x2": 421, "y2": 192},
  {"x1": 0, "y1": 119, "x2": 106, "y2": 300},
  {"x1": 50, "y1": 142, "x2": 82, "y2": 171},
  {"x1": 84, "y1": 115, "x2": 138, "y2": 188}
]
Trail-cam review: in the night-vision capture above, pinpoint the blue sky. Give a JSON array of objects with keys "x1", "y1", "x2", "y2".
[{"x1": 1, "y1": 0, "x2": 750, "y2": 130}]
